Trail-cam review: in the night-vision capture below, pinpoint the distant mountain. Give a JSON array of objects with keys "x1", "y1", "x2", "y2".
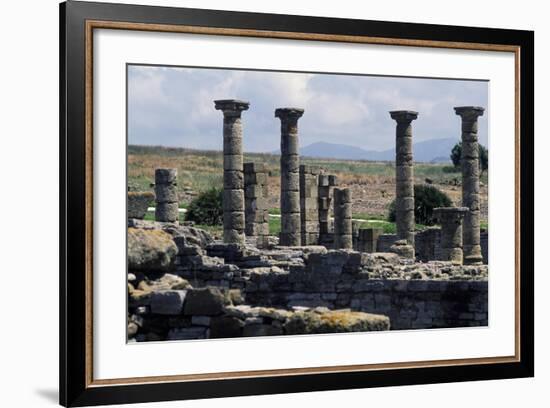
[
  {"x1": 298, "y1": 138, "x2": 457, "y2": 163},
  {"x1": 299, "y1": 142, "x2": 371, "y2": 161}
]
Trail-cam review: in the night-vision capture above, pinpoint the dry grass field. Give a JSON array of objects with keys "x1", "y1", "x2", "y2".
[{"x1": 128, "y1": 145, "x2": 488, "y2": 234}]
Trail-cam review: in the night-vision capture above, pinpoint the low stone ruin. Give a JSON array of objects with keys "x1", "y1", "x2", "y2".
[
  {"x1": 127, "y1": 100, "x2": 489, "y2": 341},
  {"x1": 127, "y1": 220, "x2": 487, "y2": 341}
]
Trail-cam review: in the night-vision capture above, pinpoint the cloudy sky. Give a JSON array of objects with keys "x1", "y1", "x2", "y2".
[{"x1": 127, "y1": 64, "x2": 488, "y2": 152}]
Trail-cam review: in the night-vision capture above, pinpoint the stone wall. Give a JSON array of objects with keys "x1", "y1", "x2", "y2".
[
  {"x1": 128, "y1": 220, "x2": 488, "y2": 336},
  {"x1": 244, "y1": 251, "x2": 488, "y2": 330},
  {"x1": 376, "y1": 229, "x2": 488, "y2": 264},
  {"x1": 128, "y1": 277, "x2": 390, "y2": 342}
]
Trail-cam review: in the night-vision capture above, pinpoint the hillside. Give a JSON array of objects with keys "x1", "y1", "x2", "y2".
[
  {"x1": 299, "y1": 138, "x2": 459, "y2": 163},
  {"x1": 127, "y1": 145, "x2": 488, "y2": 222}
]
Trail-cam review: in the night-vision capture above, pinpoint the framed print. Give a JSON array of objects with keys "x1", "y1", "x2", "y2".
[{"x1": 59, "y1": 0, "x2": 534, "y2": 406}]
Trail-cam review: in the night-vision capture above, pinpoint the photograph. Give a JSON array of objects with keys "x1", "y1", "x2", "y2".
[{"x1": 126, "y1": 65, "x2": 490, "y2": 342}]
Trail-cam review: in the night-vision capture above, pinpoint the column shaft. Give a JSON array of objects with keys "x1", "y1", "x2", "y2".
[
  {"x1": 275, "y1": 108, "x2": 304, "y2": 246},
  {"x1": 390, "y1": 110, "x2": 418, "y2": 257},
  {"x1": 215, "y1": 99, "x2": 249, "y2": 244},
  {"x1": 455, "y1": 106, "x2": 485, "y2": 265}
]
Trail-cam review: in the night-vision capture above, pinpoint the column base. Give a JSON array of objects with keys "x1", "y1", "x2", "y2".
[{"x1": 464, "y1": 254, "x2": 484, "y2": 265}]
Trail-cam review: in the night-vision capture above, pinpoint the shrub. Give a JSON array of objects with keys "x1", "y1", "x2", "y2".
[
  {"x1": 185, "y1": 187, "x2": 223, "y2": 226},
  {"x1": 450, "y1": 141, "x2": 488, "y2": 172},
  {"x1": 388, "y1": 184, "x2": 452, "y2": 226}
]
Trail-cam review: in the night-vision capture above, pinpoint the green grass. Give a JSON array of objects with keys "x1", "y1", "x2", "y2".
[
  {"x1": 130, "y1": 145, "x2": 488, "y2": 234},
  {"x1": 269, "y1": 217, "x2": 281, "y2": 235},
  {"x1": 128, "y1": 145, "x2": 476, "y2": 194},
  {"x1": 142, "y1": 209, "x2": 434, "y2": 236},
  {"x1": 355, "y1": 220, "x2": 396, "y2": 234}
]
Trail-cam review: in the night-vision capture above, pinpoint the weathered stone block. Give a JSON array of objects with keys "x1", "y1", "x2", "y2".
[
  {"x1": 184, "y1": 287, "x2": 227, "y2": 316},
  {"x1": 244, "y1": 162, "x2": 267, "y2": 173},
  {"x1": 155, "y1": 202, "x2": 179, "y2": 223},
  {"x1": 167, "y1": 327, "x2": 207, "y2": 340},
  {"x1": 223, "y1": 135, "x2": 243, "y2": 156},
  {"x1": 223, "y1": 211, "x2": 245, "y2": 230},
  {"x1": 280, "y1": 154, "x2": 300, "y2": 173},
  {"x1": 209, "y1": 316, "x2": 244, "y2": 338},
  {"x1": 154, "y1": 184, "x2": 178, "y2": 203},
  {"x1": 128, "y1": 192, "x2": 155, "y2": 219},
  {"x1": 223, "y1": 189, "x2": 245, "y2": 212},
  {"x1": 155, "y1": 168, "x2": 177, "y2": 184},
  {"x1": 223, "y1": 154, "x2": 243, "y2": 171},
  {"x1": 224, "y1": 171, "x2": 244, "y2": 190},
  {"x1": 284, "y1": 310, "x2": 390, "y2": 334},
  {"x1": 150, "y1": 290, "x2": 187, "y2": 315},
  {"x1": 128, "y1": 228, "x2": 178, "y2": 271}
]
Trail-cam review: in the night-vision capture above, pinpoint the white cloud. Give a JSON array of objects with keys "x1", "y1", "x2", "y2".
[{"x1": 128, "y1": 65, "x2": 488, "y2": 152}]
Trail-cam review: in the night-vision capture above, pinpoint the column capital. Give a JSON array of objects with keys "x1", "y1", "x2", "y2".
[
  {"x1": 389, "y1": 110, "x2": 418, "y2": 123},
  {"x1": 214, "y1": 99, "x2": 250, "y2": 116},
  {"x1": 275, "y1": 107, "x2": 305, "y2": 120},
  {"x1": 454, "y1": 106, "x2": 485, "y2": 120}
]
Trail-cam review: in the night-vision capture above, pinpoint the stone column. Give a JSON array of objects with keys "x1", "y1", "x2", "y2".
[
  {"x1": 244, "y1": 162, "x2": 270, "y2": 248},
  {"x1": 333, "y1": 188, "x2": 353, "y2": 249},
  {"x1": 299, "y1": 165, "x2": 320, "y2": 245},
  {"x1": 154, "y1": 168, "x2": 178, "y2": 223},
  {"x1": 318, "y1": 174, "x2": 338, "y2": 244},
  {"x1": 215, "y1": 99, "x2": 249, "y2": 244},
  {"x1": 275, "y1": 108, "x2": 304, "y2": 246},
  {"x1": 434, "y1": 207, "x2": 469, "y2": 264},
  {"x1": 455, "y1": 106, "x2": 485, "y2": 265},
  {"x1": 390, "y1": 110, "x2": 418, "y2": 257}
]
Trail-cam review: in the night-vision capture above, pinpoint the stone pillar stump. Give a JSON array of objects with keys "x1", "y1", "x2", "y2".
[
  {"x1": 434, "y1": 207, "x2": 469, "y2": 264},
  {"x1": 244, "y1": 162, "x2": 270, "y2": 248},
  {"x1": 333, "y1": 188, "x2": 353, "y2": 249},
  {"x1": 154, "y1": 168, "x2": 178, "y2": 223},
  {"x1": 299, "y1": 165, "x2": 320, "y2": 245},
  {"x1": 318, "y1": 174, "x2": 338, "y2": 244}
]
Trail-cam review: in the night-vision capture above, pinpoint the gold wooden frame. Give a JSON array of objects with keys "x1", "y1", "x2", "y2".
[{"x1": 84, "y1": 20, "x2": 521, "y2": 388}]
